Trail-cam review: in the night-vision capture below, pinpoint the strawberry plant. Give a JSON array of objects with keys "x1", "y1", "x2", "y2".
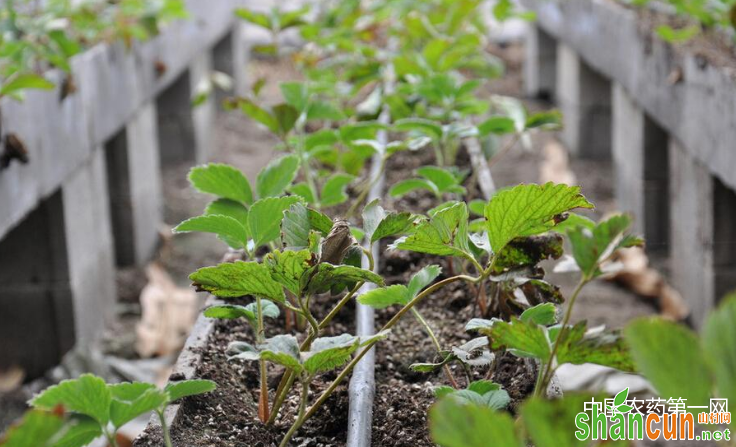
[
  {"x1": 234, "y1": 6, "x2": 310, "y2": 56},
  {"x1": 427, "y1": 293, "x2": 736, "y2": 447},
  {"x1": 173, "y1": 159, "x2": 301, "y2": 257},
  {"x1": 357, "y1": 185, "x2": 642, "y2": 404},
  {"x1": 389, "y1": 165, "x2": 467, "y2": 200},
  {"x1": 188, "y1": 201, "x2": 402, "y2": 445},
  {"x1": 1, "y1": 374, "x2": 215, "y2": 447}
]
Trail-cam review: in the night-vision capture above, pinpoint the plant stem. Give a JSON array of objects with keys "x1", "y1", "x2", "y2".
[
  {"x1": 104, "y1": 428, "x2": 118, "y2": 447},
  {"x1": 268, "y1": 251, "x2": 375, "y2": 424},
  {"x1": 301, "y1": 275, "x2": 477, "y2": 423},
  {"x1": 410, "y1": 307, "x2": 459, "y2": 388},
  {"x1": 345, "y1": 155, "x2": 388, "y2": 219},
  {"x1": 487, "y1": 133, "x2": 520, "y2": 169},
  {"x1": 157, "y1": 410, "x2": 173, "y2": 447},
  {"x1": 536, "y1": 278, "x2": 588, "y2": 395},
  {"x1": 279, "y1": 379, "x2": 310, "y2": 447},
  {"x1": 256, "y1": 297, "x2": 270, "y2": 423}
]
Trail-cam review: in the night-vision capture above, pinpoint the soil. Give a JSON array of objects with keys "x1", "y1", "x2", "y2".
[{"x1": 135, "y1": 294, "x2": 357, "y2": 447}]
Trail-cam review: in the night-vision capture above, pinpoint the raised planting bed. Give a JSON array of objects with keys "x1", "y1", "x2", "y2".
[{"x1": 522, "y1": 0, "x2": 736, "y2": 328}]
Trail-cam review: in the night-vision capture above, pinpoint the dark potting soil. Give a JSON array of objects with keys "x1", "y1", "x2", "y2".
[
  {"x1": 371, "y1": 146, "x2": 537, "y2": 447},
  {"x1": 371, "y1": 246, "x2": 537, "y2": 447},
  {"x1": 135, "y1": 293, "x2": 357, "y2": 447}
]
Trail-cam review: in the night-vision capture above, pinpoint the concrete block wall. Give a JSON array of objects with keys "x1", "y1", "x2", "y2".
[
  {"x1": 522, "y1": 0, "x2": 736, "y2": 328},
  {"x1": 0, "y1": 0, "x2": 244, "y2": 377}
]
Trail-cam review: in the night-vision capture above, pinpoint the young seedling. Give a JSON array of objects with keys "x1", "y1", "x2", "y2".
[
  {"x1": 234, "y1": 6, "x2": 310, "y2": 56},
  {"x1": 189, "y1": 202, "x2": 387, "y2": 430},
  {"x1": 389, "y1": 165, "x2": 467, "y2": 201},
  {"x1": 173, "y1": 159, "x2": 301, "y2": 258},
  {"x1": 27, "y1": 373, "x2": 215, "y2": 447}
]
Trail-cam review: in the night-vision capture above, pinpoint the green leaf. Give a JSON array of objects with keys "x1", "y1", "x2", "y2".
[
  {"x1": 53, "y1": 416, "x2": 101, "y2": 447},
  {"x1": 248, "y1": 196, "x2": 302, "y2": 247},
  {"x1": 477, "y1": 116, "x2": 516, "y2": 136},
  {"x1": 31, "y1": 374, "x2": 111, "y2": 426},
  {"x1": 264, "y1": 249, "x2": 313, "y2": 295},
  {"x1": 109, "y1": 383, "x2": 167, "y2": 429},
  {"x1": 173, "y1": 215, "x2": 248, "y2": 249},
  {"x1": 362, "y1": 200, "x2": 416, "y2": 244},
  {"x1": 205, "y1": 199, "x2": 249, "y2": 225},
  {"x1": 303, "y1": 334, "x2": 360, "y2": 374},
  {"x1": 237, "y1": 98, "x2": 279, "y2": 134},
  {"x1": 189, "y1": 261, "x2": 285, "y2": 302},
  {"x1": 321, "y1": 173, "x2": 355, "y2": 207},
  {"x1": 305, "y1": 263, "x2": 384, "y2": 295},
  {"x1": 231, "y1": 335, "x2": 302, "y2": 372},
  {"x1": 289, "y1": 182, "x2": 316, "y2": 204},
  {"x1": 280, "y1": 81, "x2": 308, "y2": 112},
  {"x1": 165, "y1": 380, "x2": 217, "y2": 402},
  {"x1": 703, "y1": 295, "x2": 736, "y2": 417},
  {"x1": 357, "y1": 284, "x2": 412, "y2": 309},
  {"x1": 567, "y1": 214, "x2": 643, "y2": 279},
  {"x1": 273, "y1": 104, "x2": 299, "y2": 135},
  {"x1": 526, "y1": 110, "x2": 563, "y2": 130},
  {"x1": 234, "y1": 8, "x2": 271, "y2": 29},
  {"x1": 306, "y1": 101, "x2": 345, "y2": 121},
  {"x1": 204, "y1": 300, "x2": 279, "y2": 324},
  {"x1": 520, "y1": 394, "x2": 594, "y2": 447},
  {"x1": 417, "y1": 166, "x2": 462, "y2": 193},
  {"x1": 391, "y1": 202, "x2": 471, "y2": 260},
  {"x1": 489, "y1": 318, "x2": 550, "y2": 359},
  {"x1": 256, "y1": 154, "x2": 300, "y2": 199},
  {"x1": 430, "y1": 398, "x2": 522, "y2": 447},
  {"x1": 0, "y1": 73, "x2": 54, "y2": 97},
  {"x1": 519, "y1": 303, "x2": 557, "y2": 325},
  {"x1": 0, "y1": 410, "x2": 67, "y2": 447},
  {"x1": 553, "y1": 322, "x2": 635, "y2": 371},
  {"x1": 656, "y1": 24, "x2": 699, "y2": 43},
  {"x1": 188, "y1": 163, "x2": 253, "y2": 205},
  {"x1": 389, "y1": 178, "x2": 438, "y2": 198},
  {"x1": 450, "y1": 387, "x2": 510, "y2": 410},
  {"x1": 394, "y1": 117, "x2": 443, "y2": 141},
  {"x1": 281, "y1": 202, "x2": 331, "y2": 249},
  {"x1": 484, "y1": 183, "x2": 594, "y2": 254},
  {"x1": 407, "y1": 265, "x2": 442, "y2": 297},
  {"x1": 625, "y1": 318, "x2": 712, "y2": 412}
]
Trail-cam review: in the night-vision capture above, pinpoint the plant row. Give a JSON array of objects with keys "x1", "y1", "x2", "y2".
[{"x1": 0, "y1": 0, "x2": 187, "y2": 100}]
